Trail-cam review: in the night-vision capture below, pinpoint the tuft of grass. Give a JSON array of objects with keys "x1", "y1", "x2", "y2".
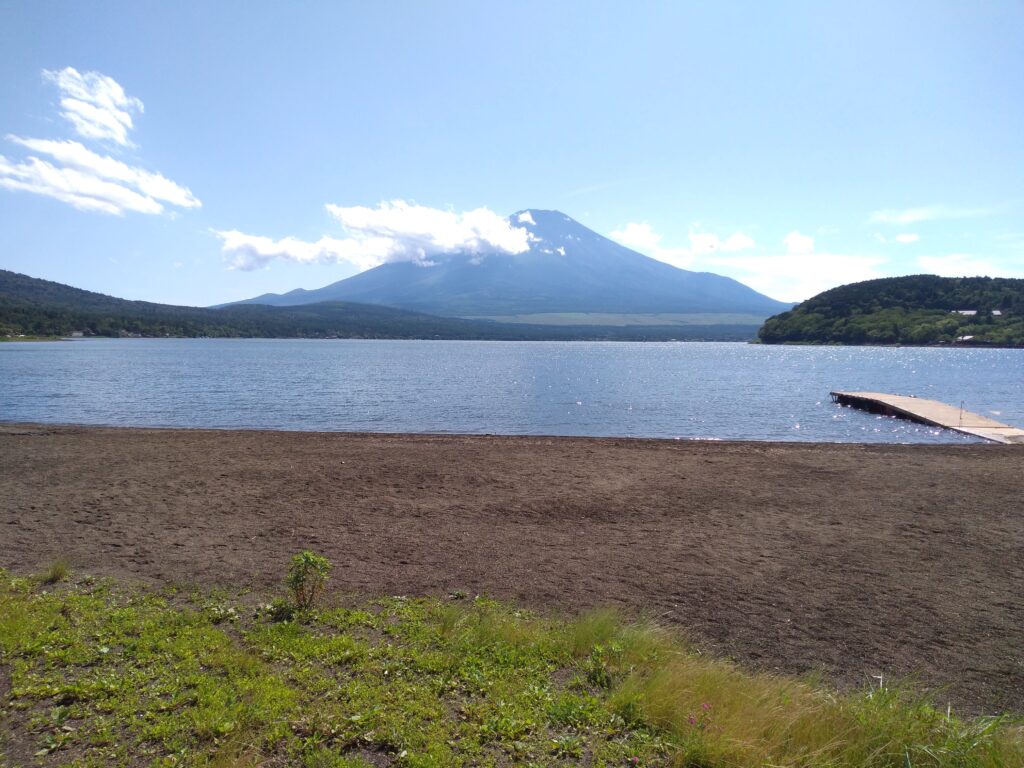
[
  {"x1": 0, "y1": 569, "x2": 1020, "y2": 767},
  {"x1": 35, "y1": 557, "x2": 70, "y2": 585}
]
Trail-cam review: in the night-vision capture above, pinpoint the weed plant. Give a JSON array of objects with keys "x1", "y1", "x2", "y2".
[
  {"x1": 0, "y1": 571, "x2": 1020, "y2": 767},
  {"x1": 286, "y1": 551, "x2": 331, "y2": 611},
  {"x1": 35, "y1": 558, "x2": 69, "y2": 586}
]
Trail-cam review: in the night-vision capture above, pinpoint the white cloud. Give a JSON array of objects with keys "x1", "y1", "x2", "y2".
[
  {"x1": 869, "y1": 205, "x2": 992, "y2": 225},
  {"x1": 215, "y1": 231, "x2": 381, "y2": 272},
  {"x1": 609, "y1": 222, "x2": 755, "y2": 270},
  {"x1": 707, "y1": 251, "x2": 888, "y2": 303},
  {"x1": 0, "y1": 71, "x2": 199, "y2": 216},
  {"x1": 218, "y1": 201, "x2": 531, "y2": 271},
  {"x1": 610, "y1": 220, "x2": 888, "y2": 301},
  {"x1": 690, "y1": 231, "x2": 756, "y2": 254},
  {"x1": 917, "y1": 253, "x2": 1024, "y2": 278},
  {"x1": 43, "y1": 67, "x2": 143, "y2": 146},
  {"x1": 0, "y1": 153, "x2": 167, "y2": 214},
  {"x1": 874, "y1": 232, "x2": 921, "y2": 245},
  {"x1": 610, "y1": 222, "x2": 662, "y2": 251},
  {"x1": 782, "y1": 230, "x2": 814, "y2": 254},
  {"x1": 5, "y1": 137, "x2": 200, "y2": 213},
  {"x1": 326, "y1": 201, "x2": 531, "y2": 256}
]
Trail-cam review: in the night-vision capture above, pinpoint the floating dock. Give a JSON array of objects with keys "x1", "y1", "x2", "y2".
[{"x1": 830, "y1": 391, "x2": 1024, "y2": 444}]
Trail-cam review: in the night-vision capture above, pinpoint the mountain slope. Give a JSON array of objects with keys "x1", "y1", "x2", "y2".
[
  {"x1": 0, "y1": 270, "x2": 518, "y2": 339},
  {"x1": 0, "y1": 270, "x2": 762, "y2": 341},
  {"x1": 230, "y1": 209, "x2": 791, "y2": 317},
  {"x1": 758, "y1": 275, "x2": 1024, "y2": 346}
]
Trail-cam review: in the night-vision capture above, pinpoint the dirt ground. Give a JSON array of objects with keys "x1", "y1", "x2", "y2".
[{"x1": 1, "y1": 424, "x2": 1021, "y2": 714}]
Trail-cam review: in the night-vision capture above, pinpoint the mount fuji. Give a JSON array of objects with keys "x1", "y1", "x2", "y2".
[{"x1": 228, "y1": 209, "x2": 790, "y2": 320}]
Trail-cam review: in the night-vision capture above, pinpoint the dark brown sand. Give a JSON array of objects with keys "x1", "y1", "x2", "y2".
[{"x1": 1, "y1": 424, "x2": 1021, "y2": 713}]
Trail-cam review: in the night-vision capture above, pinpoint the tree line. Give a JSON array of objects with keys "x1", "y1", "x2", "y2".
[
  {"x1": 758, "y1": 275, "x2": 1024, "y2": 346},
  {"x1": 0, "y1": 269, "x2": 759, "y2": 342}
]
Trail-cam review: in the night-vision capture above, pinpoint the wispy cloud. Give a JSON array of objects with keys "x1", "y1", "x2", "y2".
[
  {"x1": 0, "y1": 69, "x2": 199, "y2": 216},
  {"x1": 215, "y1": 231, "x2": 374, "y2": 272},
  {"x1": 3, "y1": 137, "x2": 199, "y2": 214},
  {"x1": 917, "y1": 253, "x2": 1024, "y2": 278},
  {"x1": 873, "y1": 232, "x2": 920, "y2": 245},
  {"x1": 609, "y1": 222, "x2": 755, "y2": 270},
  {"x1": 218, "y1": 201, "x2": 531, "y2": 271},
  {"x1": 705, "y1": 230, "x2": 888, "y2": 302},
  {"x1": 43, "y1": 67, "x2": 144, "y2": 147},
  {"x1": 0, "y1": 153, "x2": 158, "y2": 214},
  {"x1": 869, "y1": 204, "x2": 993, "y2": 225},
  {"x1": 611, "y1": 222, "x2": 888, "y2": 301},
  {"x1": 609, "y1": 222, "x2": 661, "y2": 251},
  {"x1": 782, "y1": 230, "x2": 814, "y2": 255},
  {"x1": 709, "y1": 251, "x2": 888, "y2": 303}
]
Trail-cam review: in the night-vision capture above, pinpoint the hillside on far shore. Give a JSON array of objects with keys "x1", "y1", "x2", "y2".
[
  {"x1": 0, "y1": 270, "x2": 762, "y2": 342},
  {"x1": 758, "y1": 275, "x2": 1024, "y2": 347}
]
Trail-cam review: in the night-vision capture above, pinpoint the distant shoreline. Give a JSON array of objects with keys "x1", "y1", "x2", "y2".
[
  {"x1": 0, "y1": 420, "x2": 1000, "y2": 445},
  {"x1": 4, "y1": 334, "x2": 1023, "y2": 348}
]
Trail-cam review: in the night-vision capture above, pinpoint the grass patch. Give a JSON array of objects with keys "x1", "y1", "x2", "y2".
[
  {"x1": 35, "y1": 558, "x2": 70, "y2": 586},
  {"x1": 0, "y1": 570, "x2": 1020, "y2": 767}
]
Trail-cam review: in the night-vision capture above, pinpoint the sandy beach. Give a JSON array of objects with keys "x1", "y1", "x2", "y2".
[{"x1": 1, "y1": 423, "x2": 1021, "y2": 713}]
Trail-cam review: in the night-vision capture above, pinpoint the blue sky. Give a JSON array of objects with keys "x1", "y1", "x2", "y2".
[{"x1": 1, "y1": 1, "x2": 1021, "y2": 306}]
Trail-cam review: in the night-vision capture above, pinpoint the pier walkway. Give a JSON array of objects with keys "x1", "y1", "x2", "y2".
[{"x1": 830, "y1": 391, "x2": 1024, "y2": 444}]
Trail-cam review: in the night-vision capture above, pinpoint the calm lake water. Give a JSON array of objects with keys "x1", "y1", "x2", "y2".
[{"x1": 1, "y1": 339, "x2": 1021, "y2": 443}]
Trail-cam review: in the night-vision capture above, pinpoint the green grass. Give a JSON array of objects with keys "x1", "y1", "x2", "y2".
[
  {"x1": 35, "y1": 559, "x2": 70, "y2": 586},
  {"x1": 0, "y1": 571, "x2": 1020, "y2": 767}
]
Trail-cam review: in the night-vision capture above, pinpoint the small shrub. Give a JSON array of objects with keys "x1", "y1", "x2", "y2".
[
  {"x1": 586, "y1": 644, "x2": 615, "y2": 689},
  {"x1": 38, "y1": 558, "x2": 70, "y2": 585},
  {"x1": 286, "y1": 551, "x2": 331, "y2": 611},
  {"x1": 265, "y1": 597, "x2": 297, "y2": 623}
]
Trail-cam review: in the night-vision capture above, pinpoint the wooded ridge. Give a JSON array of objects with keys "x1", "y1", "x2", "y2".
[{"x1": 758, "y1": 275, "x2": 1024, "y2": 346}]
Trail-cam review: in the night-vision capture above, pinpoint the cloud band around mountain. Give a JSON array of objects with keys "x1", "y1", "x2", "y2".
[{"x1": 217, "y1": 201, "x2": 532, "y2": 271}]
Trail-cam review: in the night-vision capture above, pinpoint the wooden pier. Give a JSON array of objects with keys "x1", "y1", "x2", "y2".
[{"x1": 830, "y1": 391, "x2": 1024, "y2": 444}]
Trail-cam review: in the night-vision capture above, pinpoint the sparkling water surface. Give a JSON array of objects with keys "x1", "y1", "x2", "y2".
[{"x1": 1, "y1": 339, "x2": 1021, "y2": 443}]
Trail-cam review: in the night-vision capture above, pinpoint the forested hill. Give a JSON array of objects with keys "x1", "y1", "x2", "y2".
[
  {"x1": 0, "y1": 269, "x2": 492, "y2": 338},
  {"x1": 0, "y1": 270, "x2": 759, "y2": 341},
  {"x1": 758, "y1": 275, "x2": 1024, "y2": 346}
]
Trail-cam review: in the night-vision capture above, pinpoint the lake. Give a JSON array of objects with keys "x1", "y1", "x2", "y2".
[{"x1": 1, "y1": 339, "x2": 1021, "y2": 443}]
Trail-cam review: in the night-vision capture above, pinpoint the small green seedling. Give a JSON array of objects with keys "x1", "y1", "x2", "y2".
[{"x1": 286, "y1": 550, "x2": 331, "y2": 610}]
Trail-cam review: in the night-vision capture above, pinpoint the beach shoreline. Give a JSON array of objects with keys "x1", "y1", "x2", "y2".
[{"x1": 2, "y1": 423, "x2": 1021, "y2": 713}]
